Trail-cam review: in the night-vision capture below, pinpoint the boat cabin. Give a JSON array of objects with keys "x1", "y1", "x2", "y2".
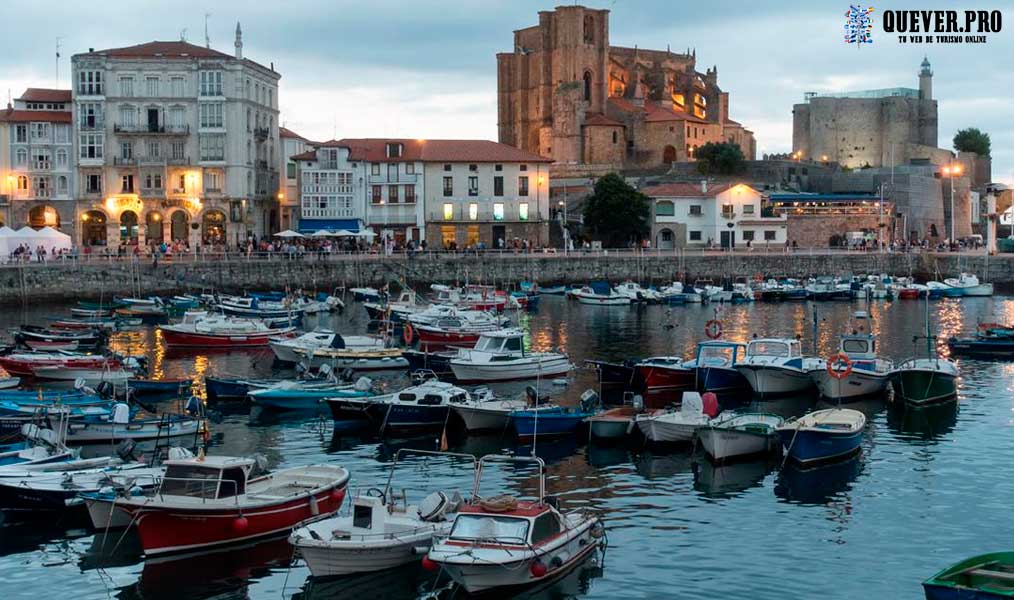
[
  {"x1": 158, "y1": 456, "x2": 255, "y2": 500},
  {"x1": 396, "y1": 381, "x2": 470, "y2": 406},
  {"x1": 693, "y1": 341, "x2": 746, "y2": 368},
  {"x1": 470, "y1": 330, "x2": 525, "y2": 356},
  {"x1": 838, "y1": 333, "x2": 877, "y2": 360},
  {"x1": 746, "y1": 339, "x2": 802, "y2": 359},
  {"x1": 449, "y1": 500, "x2": 562, "y2": 547}
]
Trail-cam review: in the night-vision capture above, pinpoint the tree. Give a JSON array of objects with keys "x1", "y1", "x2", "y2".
[
  {"x1": 582, "y1": 173, "x2": 650, "y2": 247},
  {"x1": 953, "y1": 128, "x2": 991, "y2": 156},
  {"x1": 695, "y1": 142, "x2": 746, "y2": 175}
]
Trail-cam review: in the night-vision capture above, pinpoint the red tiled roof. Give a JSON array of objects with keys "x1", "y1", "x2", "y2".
[
  {"x1": 583, "y1": 113, "x2": 624, "y2": 127},
  {"x1": 19, "y1": 88, "x2": 71, "y2": 103},
  {"x1": 641, "y1": 182, "x2": 742, "y2": 198},
  {"x1": 336, "y1": 138, "x2": 551, "y2": 163},
  {"x1": 607, "y1": 98, "x2": 708, "y2": 124},
  {"x1": 279, "y1": 126, "x2": 306, "y2": 140},
  {"x1": 291, "y1": 150, "x2": 317, "y2": 161},
  {"x1": 80, "y1": 41, "x2": 233, "y2": 60},
  {"x1": 0, "y1": 107, "x2": 72, "y2": 123}
]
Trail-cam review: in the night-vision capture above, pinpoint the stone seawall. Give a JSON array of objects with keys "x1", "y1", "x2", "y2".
[{"x1": 0, "y1": 252, "x2": 1010, "y2": 305}]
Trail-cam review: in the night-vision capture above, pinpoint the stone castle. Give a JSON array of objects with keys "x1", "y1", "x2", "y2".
[
  {"x1": 496, "y1": 5, "x2": 756, "y2": 171},
  {"x1": 792, "y1": 57, "x2": 941, "y2": 168}
]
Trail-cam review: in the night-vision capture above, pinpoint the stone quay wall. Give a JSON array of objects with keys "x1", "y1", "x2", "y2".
[{"x1": 0, "y1": 252, "x2": 1011, "y2": 306}]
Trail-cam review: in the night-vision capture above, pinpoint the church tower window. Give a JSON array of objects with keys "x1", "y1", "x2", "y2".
[
  {"x1": 583, "y1": 71, "x2": 592, "y2": 102},
  {"x1": 584, "y1": 15, "x2": 594, "y2": 44}
]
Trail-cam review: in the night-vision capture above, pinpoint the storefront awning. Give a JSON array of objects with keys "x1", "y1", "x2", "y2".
[{"x1": 297, "y1": 219, "x2": 361, "y2": 234}]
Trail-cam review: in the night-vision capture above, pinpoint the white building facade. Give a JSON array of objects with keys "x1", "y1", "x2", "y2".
[
  {"x1": 291, "y1": 142, "x2": 368, "y2": 233},
  {"x1": 279, "y1": 126, "x2": 313, "y2": 232},
  {"x1": 71, "y1": 26, "x2": 280, "y2": 250},
  {"x1": 643, "y1": 182, "x2": 786, "y2": 249}
]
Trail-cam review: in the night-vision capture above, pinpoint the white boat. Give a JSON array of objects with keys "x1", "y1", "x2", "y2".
[
  {"x1": 808, "y1": 332, "x2": 894, "y2": 401},
  {"x1": 291, "y1": 449, "x2": 466, "y2": 577},
  {"x1": 570, "y1": 285, "x2": 631, "y2": 305},
  {"x1": 448, "y1": 329, "x2": 571, "y2": 383},
  {"x1": 0, "y1": 377, "x2": 20, "y2": 390},
  {"x1": 0, "y1": 461, "x2": 164, "y2": 514},
  {"x1": 452, "y1": 387, "x2": 555, "y2": 432},
  {"x1": 293, "y1": 345, "x2": 409, "y2": 371},
  {"x1": 696, "y1": 412, "x2": 784, "y2": 461},
  {"x1": 269, "y1": 329, "x2": 388, "y2": 363},
  {"x1": 633, "y1": 392, "x2": 720, "y2": 443},
  {"x1": 31, "y1": 366, "x2": 135, "y2": 386},
  {"x1": 65, "y1": 404, "x2": 202, "y2": 443},
  {"x1": 426, "y1": 454, "x2": 604, "y2": 594},
  {"x1": 943, "y1": 272, "x2": 993, "y2": 297},
  {"x1": 585, "y1": 405, "x2": 639, "y2": 440},
  {"x1": 734, "y1": 338, "x2": 817, "y2": 398},
  {"x1": 613, "y1": 281, "x2": 661, "y2": 303}
]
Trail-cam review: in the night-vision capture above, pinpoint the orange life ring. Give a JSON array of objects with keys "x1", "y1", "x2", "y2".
[
  {"x1": 403, "y1": 323, "x2": 414, "y2": 345},
  {"x1": 826, "y1": 352, "x2": 853, "y2": 380},
  {"x1": 705, "y1": 319, "x2": 723, "y2": 339}
]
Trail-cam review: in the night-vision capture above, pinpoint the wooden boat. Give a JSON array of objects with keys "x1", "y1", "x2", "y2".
[
  {"x1": 585, "y1": 405, "x2": 638, "y2": 440},
  {"x1": 923, "y1": 552, "x2": 1014, "y2": 599},
  {"x1": 159, "y1": 314, "x2": 296, "y2": 348},
  {"x1": 426, "y1": 454, "x2": 604, "y2": 594},
  {"x1": 634, "y1": 392, "x2": 721, "y2": 443},
  {"x1": 777, "y1": 408, "x2": 866, "y2": 465},
  {"x1": 66, "y1": 406, "x2": 202, "y2": 443},
  {"x1": 696, "y1": 412, "x2": 784, "y2": 461},
  {"x1": 734, "y1": 338, "x2": 817, "y2": 398},
  {"x1": 449, "y1": 329, "x2": 571, "y2": 383},
  {"x1": 106, "y1": 455, "x2": 349, "y2": 555}
]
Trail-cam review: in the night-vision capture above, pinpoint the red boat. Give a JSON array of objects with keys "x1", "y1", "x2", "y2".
[
  {"x1": 632, "y1": 357, "x2": 696, "y2": 408},
  {"x1": 104, "y1": 455, "x2": 349, "y2": 555},
  {"x1": 414, "y1": 316, "x2": 504, "y2": 348},
  {"x1": 898, "y1": 288, "x2": 921, "y2": 300},
  {"x1": 0, "y1": 352, "x2": 119, "y2": 377},
  {"x1": 159, "y1": 315, "x2": 296, "y2": 348}
]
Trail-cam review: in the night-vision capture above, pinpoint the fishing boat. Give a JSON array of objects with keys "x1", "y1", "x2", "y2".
[
  {"x1": 452, "y1": 386, "x2": 555, "y2": 432},
  {"x1": 943, "y1": 272, "x2": 993, "y2": 297},
  {"x1": 269, "y1": 329, "x2": 388, "y2": 364},
  {"x1": 349, "y1": 287, "x2": 382, "y2": 302},
  {"x1": 633, "y1": 392, "x2": 721, "y2": 443},
  {"x1": 630, "y1": 356, "x2": 695, "y2": 408},
  {"x1": 127, "y1": 378, "x2": 193, "y2": 396},
  {"x1": 613, "y1": 281, "x2": 661, "y2": 303},
  {"x1": 684, "y1": 341, "x2": 751, "y2": 395},
  {"x1": 448, "y1": 329, "x2": 571, "y2": 383},
  {"x1": 890, "y1": 357, "x2": 959, "y2": 406},
  {"x1": 15, "y1": 325, "x2": 106, "y2": 349},
  {"x1": 290, "y1": 449, "x2": 466, "y2": 577},
  {"x1": 0, "y1": 351, "x2": 121, "y2": 378},
  {"x1": 734, "y1": 338, "x2": 816, "y2": 398},
  {"x1": 0, "y1": 377, "x2": 19, "y2": 390},
  {"x1": 363, "y1": 290, "x2": 421, "y2": 323},
  {"x1": 511, "y1": 391, "x2": 598, "y2": 439},
  {"x1": 947, "y1": 322, "x2": 1014, "y2": 358},
  {"x1": 570, "y1": 281, "x2": 631, "y2": 306},
  {"x1": 538, "y1": 285, "x2": 568, "y2": 295},
  {"x1": 696, "y1": 412, "x2": 785, "y2": 462},
  {"x1": 99, "y1": 455, "x2": 349, "y2": 555},
  {"x1": 928, "y1": 280, "x2": 963, "y2": 298},
  {"x1": 65, "y1": 405, "x2": 202, "y2": 443},
  {"x1": 586, "y1": 359, "x2": 636, "y2": 387},
  {"x1": 249, "y1": 378, "x2": 374, "y2": 411},
  {"x1": 777, "y1": 408, "x2": 866, "y2": 465},
  {"x1": 214, "y1": 295, "x2": 309, "y2": 319},
  {"x1": 293, "y1": 345, "x2": 409, "y2": 371},
  {"x1": 414, "y1": 316, "x2": 505, "y2": 348},
  {"x1": 923, "y1": 552, "x2": 1014, "y2": 600},
  {"x1": 585, "y1": 403, "x2": 639, "y2": 441},
  {"x1": 159, "y1": 313, "x2": 297, "y2": 348},
  {"x1": 809, "y1": 331, "x2": 894, "y2": 401},
  {"x1": 326, "y1": 379, "x2": 474, "y2": 433},
  {"x1": 426, "y1": 454, "x2": 605, "y2": 594},
  {"x1": 0, "y1": 424, "x2": 75, "y2": 468},
  {"x1": 0, "y1": 461, "x2": 163, "y2": 512}
]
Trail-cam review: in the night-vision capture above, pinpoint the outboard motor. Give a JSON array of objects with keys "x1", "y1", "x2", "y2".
[
  {"x1": 580, "y1": 389, "x2": 600, "y2": 413},
  {"x1": 96, "y1": 380, "x2": 114, "y2": 399},
  {"x1": 319, "y1": 363, "x2": 333, "y2": 379},
  {"x1": 631, "y1": 394, "x2": 644, "y2": 411},
  {"x1": 111, "y1": 403, "x2": 131, "y2": 425},
  {"x1": 525, "y1": 385, "x2": 538, "y2": 407},
  {"x1": 340, "y1": 368, "x2": 356, "y2": 383},
  {"x1": 116, "y1": 439, "x2": 138, "y2": 462}
]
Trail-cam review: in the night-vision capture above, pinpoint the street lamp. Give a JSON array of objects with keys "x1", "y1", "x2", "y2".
[
  {"x1": 558, "y1": 199, "x2": 568, "y2": 255},
  {"x1": 942, "y1": 164, "x2": 963, "y2": 242}
]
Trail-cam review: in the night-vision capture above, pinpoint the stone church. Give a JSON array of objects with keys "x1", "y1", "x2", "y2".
[{"x1": 496, "y1": 5, "x2": 756, "y2": 171}]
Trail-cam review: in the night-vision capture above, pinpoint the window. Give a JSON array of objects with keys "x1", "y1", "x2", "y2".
[
  {"x1": 77, "y1": 70, "x2": 103, "y2": 95},
  {"x1": 56, "y1": 149, "x2": 67, "y2": 167},
  {"x1": 493, "y1": 176, "x2": 504, "y2": 197},
  {"x1": 764, "y1": 230, "x2": 777, "y2": 241},
  {"x1": 689, "y1": 205, "x2": 702, "y2": 216},
  {"x1": 742, "y1": 230, "x2": 755, "y2": 242},
  {"x1": 145, "y1": 76, "x2": 159, "y2": 97},
  {"x1": 495, "y1": 164, "x2": 503, "y2": 172},
  {"x1": 144, "y1": 173, "x2": 163, "y2": 189},
  {"x1": 743, "y1": 204, "x2": 755, "y2": 215},
  {"x1": 119, "y1": 76, "x2": 134, "y2": 97},
  {"x1": 85, "y1": 174, "x2": 101, "y2": 193},
  {"x1": 656, "y1": 201, "x2": 675, "y2": 217},
  {"x1": 54, "y1": 125, "x2": 69, "y2": 143},
  {"x1": 689, "y1": 230, "x2": 702, "y2": 241},
  {"x1": 404, "y1": 185, "x2": 416, "y2": 204},
  {"x1": 287, "y1": 163, "x2": 296, "y2": 178},
  {"x1": 468, "y1": 176, "x2": 478, "y2": 196},
  {"x1": 170, "y1": 76, "x2": 184, "y2": 97},
  {"x1": 388, "y1": 185, "x2": 399, "y2": 204},
  {"x1": 443, "y1": 164, "x2": 451, "y2": 172},
  {"x1": 56, "y1": 176, "x2": 68, "y2": 195},
  {"x1": 14, "y1": 124, "x2": 27, "y2": 143},
  {"x1": 79, "y1": 102, "x2": 101, "y2": 128},
  {"x1": 170, "y1": 141, "x2": 185, "y2": 160},
  {"x1": 443, "y1": 203, "x2": 454, "y2": 220},
  {"x1": 147, "y1": 141, "x2": 160, "y2": 159},
  {"x1": 493, "y1": 203, "x2": 504, "y2": 221},
  {"x1": 15, "y1": 148, "x2": 27, "y2": 166},
  {"x1": 520, "y1": 164, "x2": 527, "y2": 171},
  {"x1": 16, "y1": 175, "x2": 28, "y2": 190},
  {"x1": 405, "y1": 163, "x2": 415, "y2": 174},
  {"x1": 612, "y1": 131, "x2": 618, "y2": 144},
  {"x1": 518, "y1": 176, "x2": 529, "y2": 197},
  {"x1": 199, "y1": 103, "x2": 223, "y2": 128},
  {"x1": 519, "y1": 202, "x2": 529, "y2": 221},
  {"x1": 80, "y1": 133, "x2": 104, "y2": 159},
  {"x1": 387, "y1": 163, "x2": 397, "y2": 182},
  {"x1": 120, "y1": 142, "x2": 133, "y2": 160},
  {"x1": 199, "y1": 71, "x2": 223, "y2": 96},
  {"x1": 169, "y1": 107, "x2": 185, "y2": 128},
  {"x1": 531, "y1": 514, "x2": 562, "y2": 545},
  {"x1": 386, "y1": 143, "x2": 402, "y2": 158},
  {"x1": 371, "y1": 163, "x2": 380, "y2": 176},
  {"x1": 583, "y1": 71, "x2": 592, "y2": 101},
  {"x1": 468, "y1": 203, "x2": 478, "y2": 220},
  {"x1": 205, "y1": 172, "x2": 220, "y2": 191},
  {"x1": 31, "y1": 149, "x2": 50, "y2": 170},
  {"x1": 443, "y1": 176, "x2": 453, "y2": 197},
  {"x1": 371, "y1": 185, "x2": 382, "y2": 204},
  {"x1": 468, "y1": 164, "x2": 478, "y2": 172},
  {"x1": 721, "y1": 203, "x2": 735, "y2": 218},
  {"x1": 121, "y1": 174, "x2": 134, "y2": 193},
  {"x1": 119, "y1": 105, "x2": 136, "y2": 127},
  {"x1": 199, "y1": 135, "x2": 225, "y2": 161},
  {"x1": 33, "y1": 176, "x2": 50, "y2": 197},
  {"x1": 31, "y1": 123, "x2": 50, "y2": 141}
]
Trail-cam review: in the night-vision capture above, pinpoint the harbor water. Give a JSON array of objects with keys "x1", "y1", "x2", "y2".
[{"x1": 0, "y1": 294, "x2": 1012, "y2": 599}]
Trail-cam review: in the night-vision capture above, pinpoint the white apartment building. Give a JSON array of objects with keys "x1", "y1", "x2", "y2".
[
  {"x1": 290, "y1": 142, "x2": 368, "y2": 233},
  {"x1": 642, "y1": 182, "x2": 787, "y2": 249},
  {"x1": 71, "y1": 24, "x2": 281, "y2": 249},
  {"x1": 279, "y1": 126, "x2": 314, "y2": 232},
  {"x1": 0, "y1": 89, "x2": 75, "y2": 234}
]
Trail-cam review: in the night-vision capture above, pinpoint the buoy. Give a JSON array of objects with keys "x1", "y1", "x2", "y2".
[
  {"x1": 421, "y1": 556, "x2": 440, "y2": 572},
  {"x1": 530, "y1": 560, "x2": 548, "y2": 578},
  {"x1": 232, "y1": 516, "x2": 249, "y2": 532},
  {"x1": 701, "y1": 392, "x2": 719, "y2": 418}
]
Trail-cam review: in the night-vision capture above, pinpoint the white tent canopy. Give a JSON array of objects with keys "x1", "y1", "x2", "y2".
[
  {"x1": 5, "y1": 226, "x2": 72, "y2": 256},
  {"x1": 273, "y1": 229, "x2": 304, "y2": 238},
  {"x1": 0, "y1": 226, "x2": 14, "y2": 259}
]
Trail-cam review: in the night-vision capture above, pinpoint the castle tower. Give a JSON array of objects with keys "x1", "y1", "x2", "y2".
[
  {"x1": 235, "y1": 22, "x2": 243, "y2": 60},
  {"x1": 919, "y1": 56, "x2": 932, "y2": 100}
]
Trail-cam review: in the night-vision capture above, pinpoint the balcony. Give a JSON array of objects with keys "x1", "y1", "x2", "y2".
[
  {"x1": 301, "y1": 208, "x2": 356, "y2": 219},
  {"x1": 30, "y1": 161, "x2": 52, "y2": 172},
  {"x1": 140, "y1": 187, "x2": 166, "y2": 197},
  {"x1": 79, "y1": 119, "x2": 104, "y2": 131},
  {"x1": 428, "y1": 208, "x2": 544, "y2": 223},
  {"x1": 139, "y1": 156, "x2": 167, "y2": 166},
  {"x1": 369, "y1": 173, "x2": 418, "y2": 185},
  {"x1": 113, "y1": 157, "x2": 137, "y2": 166},
  {"x1": 114, "y1": 124, "x2": 190, "y2": 135},
  {"x1": 168, "y1": 156, "x2": 191, "y2": 166},
  {"x1": 254, "y1": 127, "x2": 269, "y2": 141},
  {"x1": 255, "y1": 159, "x2": 271, "y2": 170},
  {"x1": 170, "y1": 187, "x2": 187, "y2": 195}
]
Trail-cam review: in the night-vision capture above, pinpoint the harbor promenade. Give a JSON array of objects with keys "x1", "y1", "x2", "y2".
[{"x1": 0, "y1": 248, "x2": 1010, "y2": 306}]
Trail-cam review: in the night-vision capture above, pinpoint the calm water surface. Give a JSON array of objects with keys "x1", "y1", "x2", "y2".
[{"x1": 1, "y1": 295, "x2": 1013, "y2": 599}]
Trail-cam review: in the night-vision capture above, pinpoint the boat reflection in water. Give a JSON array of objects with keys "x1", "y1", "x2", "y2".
[
  {"x1": 586, "y1": 443, "x2": 632, "y2": 469},
  {"x1": 886, "y1": 399, "x2": 959, "y2": 441},
  {"x1": 294, "y1": 564, "x2": 436, "y2": 600},
  {"x1": 693, "y1": 458, "x2": 776, "y2": 499},
  {"x1": 774, "y1": 454, "x2": 864, "y2": 505},
  {"x1": 632, "y1": 450, "x2": 693, "y2": 480},
  {"x1": 747, "y1": 393, "x2": 813, "y2": 420},
  {"x1": 79, "y1": 529, "x2": 143, "y2": 571}
]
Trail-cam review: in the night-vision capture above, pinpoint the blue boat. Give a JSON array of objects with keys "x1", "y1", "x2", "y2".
[
  {"x1": 683, "y1": 341, "x2": 751, "y2": 394},
  {"x1": 777, "y1": 408, "x2": 866, "y2": 465},
  {"x1": 205, "y1": 377, "x2": 275, "y2": 401},
  {"x1": 0, "y1": 389, "x2": 90, "y2": 402},
  {"x1": 539, "y1": 285, "x2": 568, "y2": 295},
  {"x1": 248, "y1": 384, "x2": 373, "y2": 410},
  {"x1": 247, "y1": 291, "x2": 287, "y2": 301},
  {"x1": 510, "y1": 406, "x2": 587, "y2": 438},
  {"x1": 128, "y1": 378, "x2": 192, "y2": 395}
]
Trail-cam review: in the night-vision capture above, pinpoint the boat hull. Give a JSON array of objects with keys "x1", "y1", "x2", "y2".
[
  {"x1": 66, "y1": 418, "x2": 201, "y2": 443},
  {"x1": 160, "y1": 328, "x2": 290, "y2": 348},
  {"x1": 777, "y1": 428, "x2": 863, "y2": 465},
  {"x1": 698, "y1": 427, "x2": 778, "y2": 461},
  {"x1": 635, "y1": 416, "x2": 701, "y2": 444},
  {"x1": 587, "y1": 418, "x2": 632, "y2": 440},
  {"x1": 453, "y1": 406, "x2": 512, "y2": 432},
  {"x1": 449, "y1": 357, "x2": 571, "y2": 383},
  {"x1": 890, "y1": 369, "x2": 957, "y2": 406},
  {"x1": 736, "y1": 365, "x2": 814, "y2": 398},
  {"x1": 695, "y1": 366, "x2": 750, "y2": 394},
  {"x1": 511, "y1": 412, "x2": 585, "y2": 438},
  {"x1": 296, "y1": 531, "x2": 435, "y2": 576},
  {"x1": 811, "y1": 368, "x2": 891, "y2": 401},
  {"x1": 632, "y1": 365, "x2": 696, "y2": 408}
]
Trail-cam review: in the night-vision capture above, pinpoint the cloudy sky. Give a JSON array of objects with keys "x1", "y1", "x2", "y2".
[{"x1": 2, "y1": 0, "x2": 1010, "y2": 182}]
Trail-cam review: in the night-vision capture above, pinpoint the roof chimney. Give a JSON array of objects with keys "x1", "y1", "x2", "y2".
[
  {"x1": 234, "y1": 22, "x2": 243, "y2": 60},
  {"x1": 701, "y1": 179, "x2": 708, "y2": 194}
]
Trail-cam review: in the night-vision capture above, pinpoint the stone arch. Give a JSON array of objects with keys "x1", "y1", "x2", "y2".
[
  {"x1": 145, "y1": 211, "x2": 164, "y2": 244},
  {"x1": 28, "y1": 205, "x2": 60, "y2": 229},
  {"x1": 168, "y1": 209, "x2": 190, "y2": 243},
  {"x1": 583, "y1": 71, "x2": 593, "y2": 102},
  {"x1": 202, "y1": 209, "x2": 227, "y2": 245},
  {"x1": 657, "y1": 228, "x2": 675, "y2": 250},
  {"x1": 81, "y1": 210, "x2": 108, "y2": 246},
  {"x1": 663, "y1": 145, "x2": 677, "y2": 164},
  {"x1": 119, "y1": 209, "x2": 139, "y2": 244}
]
